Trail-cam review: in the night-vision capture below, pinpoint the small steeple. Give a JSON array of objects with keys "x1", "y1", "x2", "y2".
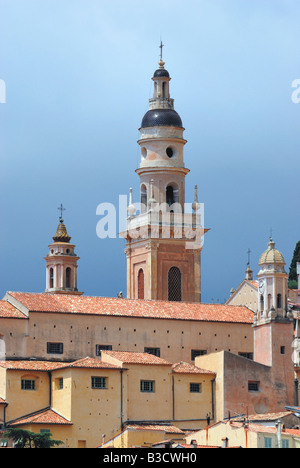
[{"x1": 44, "y1": 209, "x2": 82, "y2": 295}]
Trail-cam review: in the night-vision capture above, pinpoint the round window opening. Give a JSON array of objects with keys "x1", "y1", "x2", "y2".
[
  {"x1": 141, "y1": 147, "x2": 147, "y2": 159},
  {"x1": 166, "y1": 147, "x2": 174, "y2": 158}
]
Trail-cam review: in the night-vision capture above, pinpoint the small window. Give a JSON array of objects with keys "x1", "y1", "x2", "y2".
[
  {"x1": 238, "y1": 352, "x2": 254, "y2": 360},
  {"x1": 140, "y1": 380, "x2": 155, "y2": 393},
  {"x1": 47, "y1": 342, "x2": 63, "y2": 354},
  {"x1": 138, "y1": 269, "x2": 145, "y2": 300},
  {"x1": 282, "y1": 439, "x2": 289, "y2": 449},
  {"x1": 191, "y1": 350, "x2": 207, "y2": 361},
  {"x1": 168, "y1": 266, "x2": 182, "y2": 302},
  {"x1": 50, "y1": 268, "x2": 54, "y2": 288},
  {"x1": 248, "y1": 381, "x2": 260, "y2": 392},
  {"x1": 58, "y1": 378, "x2": 63, "y2": 390},
  {"x1": 280, "y1": 346, "x2": 285, "y2": 355},
  {"x1": 96, "y1": 345, "x2": 112, "y2": 356},
  {"x1": 66, "y1": 267, "x2": 71, "y2": 288},
  {"x1": 277, "y1": 294, "x2": 282, "y2": 309},
  {"x1": 190, "y1": 383, "x2": 201, "y2": 393},
  {"x1": 264, "y1": 437, "x2": 272, "y2": 448},
  {"x1": 21, "y1": 379, "x2": 35, "y2": 391},
  {"x1": 0, "y1": 439, "x2": 8, "y2": 447},
  {"x1": 144, "y1": 347, "x2": 160, "y2": 357},
  {"x1": 91, "y1": 377, "x2": 107, "y2": 389}
]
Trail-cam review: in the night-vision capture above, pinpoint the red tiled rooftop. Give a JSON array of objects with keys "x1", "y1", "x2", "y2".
[
  {"x1": 0, "y1": 300, "x2": 27, "y2": 319},
  {"x1": 9, "y1": 408, "x2": 72, "y2": 426},
  {"x1": 102, "y1": 350, "x2": 171, "y2": 366},
  {"x1": 0, "y1": 360, "x2": 66, "y2": 371},
  {"x1": 127, "y1": 424, "x2": 184, "y2": 434},
  {"x1": 172, "y1": 362, "x2": 216, "y2": 375},
  {"x1": 5, "y1": 292, "x2": 254, "y2": 324},
  {"x1": 56, "y1": 356, "x2": 122, "y2": 370}
]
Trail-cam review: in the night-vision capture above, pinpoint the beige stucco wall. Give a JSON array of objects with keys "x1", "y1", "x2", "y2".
[{"x1": 1, "y1": 312, "x2": 254, "y2": 365}]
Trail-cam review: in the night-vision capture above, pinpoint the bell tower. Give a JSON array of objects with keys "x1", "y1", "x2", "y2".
[
  {"x1": 45, "y1": 214, "x2": 82, "y2": 295},
  {"x1": 254, "y1": 239, "x2": 294, "y2": 378},
  {"x1": 122, "y1": 53, "x2": 206, "y2": 303}
]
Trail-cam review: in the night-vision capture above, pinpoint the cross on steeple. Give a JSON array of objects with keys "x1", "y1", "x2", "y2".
[
  {"x1": 58, "y1": 203, "x2": 66, "y2": 221},
  {"x1": 247, "y1": 248, "x2": 251, "y2": 267},
  {"x1": 159, "y1": 40, "x2": 164, "y2": 61}
]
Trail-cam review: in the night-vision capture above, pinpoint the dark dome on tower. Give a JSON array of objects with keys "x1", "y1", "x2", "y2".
[
  {"x1": 141, "y1": 108, "x2": 183, "y2": 128},
  {"x1": 153, "y1": 68, "x2": 170, "y2": 78}
]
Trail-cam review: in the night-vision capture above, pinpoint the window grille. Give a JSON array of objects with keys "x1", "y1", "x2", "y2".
[
  {"x1": 168, "y1": 267, "x2": 182, "y2": 302},
  {"x1": 91, "y1": 377, "x2": 107, "y2": 389},
  {"x1": 248, "y1": 381, "x2": 259, "y2": 392},
  {"x1": 47, "y1": 342, "x2": 63, "y2": 354},
  {"x1": 96, "y1": 345, "x2": 112, "y2": 356},
  {"x1": 140, "y1": 380, "x2": 155, "y2": 393},
  {"x1": 190, "y1": 383, "x2": 201, "y2": 393},
  {"x1": 144, "y1": 347, "x2": 160, "y2": 357},
  {"x1": 191, "y1": 350, "x2": 207, "y2": 361},
  {"x1": 21, "y1": 379, "x2": 35, "y2": 390}
]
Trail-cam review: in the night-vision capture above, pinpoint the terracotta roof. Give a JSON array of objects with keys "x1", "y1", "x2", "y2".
[
  {"x1": 127, "y1": 425, "x2": 184, "y2": 434},
  {"x1": 0, "y1": 360, "x2": 66, "y2": 371},
  {"x1": 5, "y1": 292, "x2": 254, "y2": 324},
  {"x1": 0, "y1": 300, "x2": 27, "y2": 319},
  {"x1": 233, "y1": 412, "x2": 294, "y2": 422},
  {"x1": 230, "y1": 422, "x2": 300, "y2": 437},
  {"x1": 55, "y1": 356, "x2": 122, "y2": 370},
  {"x1": 102, "y1": 351, "x2": 171, "y2": 366},
  {"x1": 172, "y1": 362, "x2": 216, "y2": 375},
  {"x1": 8, "y1": 408, "x2": 72, "y2": 426}
]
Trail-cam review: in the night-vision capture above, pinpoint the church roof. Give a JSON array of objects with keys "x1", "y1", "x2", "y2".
[
  {"x1": 259, "y1": 238, "x2": 285, "y2": 265},
  {"x1": 3, "y1": 292, "x2": 254, "y2": 324},
  {"x1": 52, "y1": 218, "x2": 71, "y2": 243}
]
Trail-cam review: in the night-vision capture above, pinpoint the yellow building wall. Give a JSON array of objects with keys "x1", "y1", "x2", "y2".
[
  {"x1": 172, "y1": 373, "x2": 215, "y2": 430},
  {"x1": 54, "y1": 367, "x2": 123, "y2": 448},
  {"x1": 4, "y1": 370, "x2": 51, "y2": 422},
  {"x1": 195, "y1": 352, "x2": 225, "y2": 422}
]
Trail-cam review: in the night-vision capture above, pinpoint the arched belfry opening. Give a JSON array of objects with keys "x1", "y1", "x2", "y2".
[
  {"x1": 138, "y1": 269, "x2": 145, "y2": 300},
  {"x1": 168, "y1": 267, "x2": 182, "y2": 302}
]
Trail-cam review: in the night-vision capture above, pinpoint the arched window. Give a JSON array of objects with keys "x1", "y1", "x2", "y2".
[
  {"x1": 268, "y1": 294, "x2": 272, "y2": 310},
  {"x1": 162, "y1": 82, "x2": 166, "y2": 98},
  {"x1": 168, "y1": 267, "x2": 182, "y2": 302},
  {"x1": 50, "y1": 268, "x2": 54, "y2": 289},
  {"x1": 277, "y1": 294, "x2": 282, "y2": 309},
  {"x1": 66, "y1": 268, "x2": 71, "y2": 289},
  {"x1": 166, "y1": 184, "x2": 179, "y2": 208},
  {"x1": 260, "y1": 295, "x2": 264, "y2": 312},
  {"x1": 138, "y1": 269, "x2": 145, "y2": 300},
  {"x1": 141, "y1": 185, "x2": 147, "y2": 213}
]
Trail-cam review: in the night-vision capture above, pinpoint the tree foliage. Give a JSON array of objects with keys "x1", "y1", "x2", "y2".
[
  {"x1": 288, "y1": 241, "x2": 300, "y2": 288},
  {"x1": 4, "y1": 428, "x2": 63, "y2": 448}
]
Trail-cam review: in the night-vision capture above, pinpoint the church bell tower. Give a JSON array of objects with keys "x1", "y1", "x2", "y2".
[
  {"x1": 122, "y1": 51, "x2": 206, "y2": 303},
  {"x1": 45, "y1": 213, "x2": 82, "y2": 295}
]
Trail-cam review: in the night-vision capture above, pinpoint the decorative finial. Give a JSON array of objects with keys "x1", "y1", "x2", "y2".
[
  {"x1": 58, "y1": 203, "x2": 66, "y2": 222},
  {"x1": 127, "y1": 188, "x2": 137, "y2": 217},
  {"x1": 158, "y1": 40, "x2": 165, "y2": 69},
  {"x1": 192, "y1": 185, "x2": 200, "y2": 212}
]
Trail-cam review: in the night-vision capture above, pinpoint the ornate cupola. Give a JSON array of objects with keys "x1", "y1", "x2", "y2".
[
  {"x1": 121, "y1": 48, "x2": 207, "y2": 303},
  {"x1": 45, "y1": 213, "x2": 82, "y2": 295},
  {"x1": 253, "y1": 238, "x2": 293, "y2": 371}
]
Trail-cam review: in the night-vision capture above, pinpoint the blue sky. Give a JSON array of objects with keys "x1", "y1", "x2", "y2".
[{"x1": 0, "y1": 0, "x2": 299, "y2": 303}]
